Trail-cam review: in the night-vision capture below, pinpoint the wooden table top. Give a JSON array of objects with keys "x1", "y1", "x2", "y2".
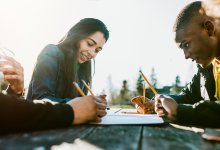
[{"x1": 0, "y1": 108, "x2": 219, "y2": 150}]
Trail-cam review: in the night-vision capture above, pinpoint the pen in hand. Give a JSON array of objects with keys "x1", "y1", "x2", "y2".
[
  {"x1": 81, "y1": 80, "x2": 94, "y2": 96},
  {"x1": 75, "y1": 80, "x2": 109, "y2": 110},
  {"x1": 139, "y1": 70, "x2": 158, "y2": 95},
  {"x1": 73, "y1": 81, "x2": 86, "y2": 96}
]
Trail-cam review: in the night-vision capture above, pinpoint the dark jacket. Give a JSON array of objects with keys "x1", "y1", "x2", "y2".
[
  {"x1": 172, "y1": 64, "x2": 220, "y2": 127},
  {"x1": 171, "y1": 64, "x2": 216, "y2": 104},
  {"x1": 0, "y1": 93, "x2": 73, "y2": 133},
  {"x1": 27, "y1": 44, "x2": 87, "y2": 103}
]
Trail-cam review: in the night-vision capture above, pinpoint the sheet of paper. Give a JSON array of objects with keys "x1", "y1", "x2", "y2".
[{"x1": 91, "y1": 108, "x2": 164, "y2": 125}]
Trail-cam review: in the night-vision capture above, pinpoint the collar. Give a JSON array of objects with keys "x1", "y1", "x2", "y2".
[{"x1": 197, "y1": 64, "x2": 213, "y2": 73}]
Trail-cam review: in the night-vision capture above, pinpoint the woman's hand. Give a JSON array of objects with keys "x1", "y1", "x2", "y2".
[{"x1": 67, "y1": 95, "x2": 107, "y2": 124}]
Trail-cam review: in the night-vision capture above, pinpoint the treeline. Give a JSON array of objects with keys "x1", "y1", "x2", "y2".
[{"x1": 108, "y1": 68, "x2": 185, "y2": 107}]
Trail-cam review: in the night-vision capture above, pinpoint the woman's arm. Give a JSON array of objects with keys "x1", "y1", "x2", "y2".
[{"x1": 27, "y1": 45, "x2": 69, "y2": 102}]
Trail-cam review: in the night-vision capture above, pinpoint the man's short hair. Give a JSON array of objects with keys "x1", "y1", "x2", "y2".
[{"x1": 173, "y1": 1, "x2": 205, "y2": 32}]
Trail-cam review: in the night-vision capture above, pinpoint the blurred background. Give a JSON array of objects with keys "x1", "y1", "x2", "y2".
[{"x1": 0, "y1": 0, "x2": 213, "y2": 107}]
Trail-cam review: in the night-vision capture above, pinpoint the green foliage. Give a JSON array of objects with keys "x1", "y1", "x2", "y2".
[
  {"x1": 150, "y1": 68, "x2": 157, "y2": 88},
  {"x1": 110, "y1": 72, "x2": 184, "y2": 107},
  {"x1": 175, "y1": 75, "x2": 181, "y2": 87},
  {"x1": 170, "y1": 75, "x2": 183, "y2": 94},
  {"x1": 111, "y1": 80, "x2": 134, "y2": 106},
  {"x1": 136, "y1": 73, "x2": 144, "y2": 96},
  {"x1": 120, "y1": 80, "x2": 129, "y2": 100}
]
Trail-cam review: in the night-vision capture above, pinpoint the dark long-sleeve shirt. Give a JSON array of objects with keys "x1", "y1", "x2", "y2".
[
  {"x1": 177, "y1": 101, "x2": 220, "y2": 128},
  {"x1": 171, "y1": 64, "x2": 216, "y2": 104},
  {"x1": 171, "y1": 64, "x2": 220, "y2": 127},
  {"x1": 0, "y1": 93, "x2": 73, "y2": 134}
]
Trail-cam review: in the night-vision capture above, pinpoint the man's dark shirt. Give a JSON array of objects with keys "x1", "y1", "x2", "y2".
[
  {"x1": 171, "y1": 64, "x2": 220, "y2": 127},
  {"x1": 171, "y1": 64, "x2": 216, "y2": 104}
]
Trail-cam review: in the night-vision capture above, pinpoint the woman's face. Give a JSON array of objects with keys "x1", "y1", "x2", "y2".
[{"x1": 78, "y1": 31, "x2": 106, "y2": 64}]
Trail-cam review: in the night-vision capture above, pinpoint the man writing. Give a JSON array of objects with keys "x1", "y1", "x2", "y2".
[
  {"x1": 136, "y1": 1, "x2": 220, "y2": 127},
  {"x1": 154, "y1": 1, "x2": 220, "y2": 127}
]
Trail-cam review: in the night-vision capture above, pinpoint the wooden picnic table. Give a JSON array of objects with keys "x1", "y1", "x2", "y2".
[{"x1": 0, "y1": 108, "x2": 219, "y2": 150}]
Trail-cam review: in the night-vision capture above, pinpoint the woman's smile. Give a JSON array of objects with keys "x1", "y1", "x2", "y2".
[{"x1": 79, "y1": 52, "x2": 90, "y2": 62}]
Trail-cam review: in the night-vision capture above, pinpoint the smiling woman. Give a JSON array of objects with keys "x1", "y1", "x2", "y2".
[
  {"x1": 78, "y1": 32, "x2": 106, "y2": 64},
  {"x1": 26, "y1": 18, "x2": 109, "y2": 102}
]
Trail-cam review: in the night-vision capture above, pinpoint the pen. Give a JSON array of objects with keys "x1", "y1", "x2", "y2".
[
  {"x1": 139, "y1": 70, "x2": 158, "y2": 95},
  {"x1": 73, "y1": 81, "x2": 86, "y2": 96},
  {"x1": 81, "y1": 80, "x2": 95, "y2": 96},
  {"x1": 143, "y1": 83, "x2": 146, "y2": 104},
  {"x1": 75, "y1": 80, "x2": 110, "y2": 110}
]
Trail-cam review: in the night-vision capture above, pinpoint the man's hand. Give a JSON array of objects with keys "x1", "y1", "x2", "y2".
[
  {"x1": 67, "y1": 95, "x2": 107, "y2": 125},
  {"x1": 136, "y1": 100, "x2": 155, "y2": 114},
  {"x1": 154, "y1": 95, "x2": 177, "y2": 121},
  {"x1": 0, "y1": 56, "x2": 24, "y2": 95},
  {"x1": 131, "y1": 96, "x2": 155, "y2": 114}
]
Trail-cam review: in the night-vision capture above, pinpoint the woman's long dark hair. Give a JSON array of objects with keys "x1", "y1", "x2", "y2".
[{"x1": 57, "y1": 18, "x2": 109, "y2": 98}]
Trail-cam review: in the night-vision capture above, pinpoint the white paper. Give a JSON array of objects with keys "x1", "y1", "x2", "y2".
[{"x1": 91, "y1": 108, "x2": 164, "y2": 125}]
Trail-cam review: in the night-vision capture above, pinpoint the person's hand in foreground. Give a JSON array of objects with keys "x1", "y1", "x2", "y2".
[
  {"x1": 0, "y1": 56, "x2": 24, "y2": 95},
  {"x1": 154, "y1": 94, "x2": 178, "y2": 121},
  {"x1": 67, "y1": 95, "x2": 107, "y2": 124}
]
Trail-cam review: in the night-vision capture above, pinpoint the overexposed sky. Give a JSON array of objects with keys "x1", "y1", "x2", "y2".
[{"x1": 0, "y1": 0, "x2": 199, "y2": 95}]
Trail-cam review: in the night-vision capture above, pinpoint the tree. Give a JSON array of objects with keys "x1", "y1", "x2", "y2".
[
  {"x1": 111, "y1": 79, "x2": 132, "y2": 106},
  {"x1": 174, "y1": 75, "x2": 181, "y2": 87},
  {"x1": 136, "y1": 73, "x2": 144, "y2": 96},
  {"x1": 170, "y1": 75, "x2": 183, "y2": 94},
  {"x1": 106, "y1": 75, "x2": 117, "y2": 101},
  {"x1": 150, "y1": 68, "x2": 158, "y2": 88},
  {"x1": 120, "y1": 80, "x2": 129, "y2": 100}
]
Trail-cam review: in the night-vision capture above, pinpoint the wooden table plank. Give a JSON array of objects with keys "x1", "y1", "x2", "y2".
[
  {"x1": 0, "y1": 125, "x2": 95, "y2": 150},
  {"x1": 79, "y1": 125, "x2": 142, "y2": 150},
  {"x1": 141, "y1": 125, "x2": 220, "y2": 150}
]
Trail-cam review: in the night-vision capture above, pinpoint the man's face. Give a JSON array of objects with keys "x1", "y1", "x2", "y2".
[{"x1": 175, "y1": 21, "x2": 217, "y2": 68}]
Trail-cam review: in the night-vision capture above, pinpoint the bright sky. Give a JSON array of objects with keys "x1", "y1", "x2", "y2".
[{"x1": 0, "y1": 0, "x2": 200, "y2": 96}]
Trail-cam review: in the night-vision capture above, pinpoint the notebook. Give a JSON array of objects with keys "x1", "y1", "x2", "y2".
[{"x1": 92, "y1": 108, "x2": 164, "y2": 125}]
